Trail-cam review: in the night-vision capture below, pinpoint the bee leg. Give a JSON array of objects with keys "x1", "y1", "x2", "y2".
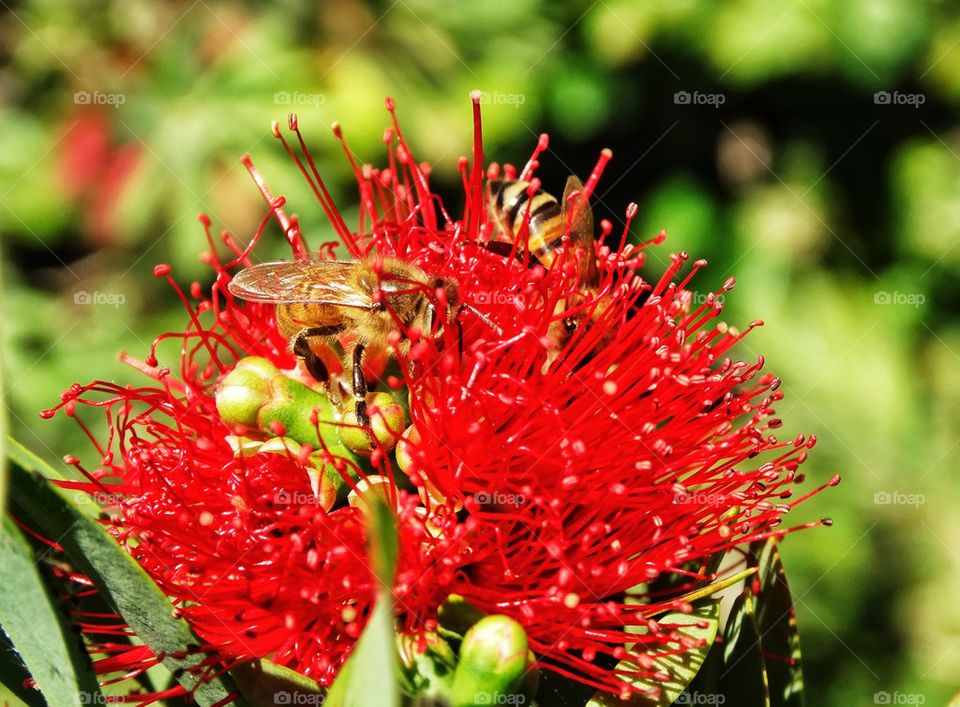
[
  {"x1": 292, "y1": 325, "x2": 344, "y2": 386},
  {"x1": 350, "y1": 344, "x2": 371, "y2": 431}
]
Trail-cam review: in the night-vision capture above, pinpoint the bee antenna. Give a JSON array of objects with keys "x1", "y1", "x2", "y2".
[{"x1": 460, "y1": 303, "x2": 503, "y2": 336}]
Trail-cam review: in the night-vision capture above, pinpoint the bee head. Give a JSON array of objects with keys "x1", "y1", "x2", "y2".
[
  {"x1": 434, "y1": 277, "x2": 461, "y2": 316},
  {"x1": 420, "y1": 277, "x2": 461, "y2": 338}
]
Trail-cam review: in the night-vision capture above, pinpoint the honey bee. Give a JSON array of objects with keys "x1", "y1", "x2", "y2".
[
  {"x1": 228, "y1": 256, "x2": 461, "y2": 429},
  {"x1": 486, "y1": 176, "x2": 612, "y2": 366},
  {"x1": 486, "y1": 175, "x2": 596, "y2": 286}
]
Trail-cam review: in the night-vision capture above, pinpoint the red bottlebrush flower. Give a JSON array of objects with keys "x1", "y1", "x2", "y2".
[
  {"x1": 59, "y1": 109, "x2": 141, "y2": 245},
  {"x1": 44, "y1": 92, "x2": 836, "y2": 701}
]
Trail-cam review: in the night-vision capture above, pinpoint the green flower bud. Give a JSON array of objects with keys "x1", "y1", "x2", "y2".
[
  {"x1": 338, "y1": 392, "x2": 406, "y2": 453},
  {"x1": 397, "y1": 632, "x2": 458, "y2": 699},
  {"x1": 225, "y1": 435, "x2": 267, "y2": 456},
  {"x1": 308, "y1": 450, "x2": 358, "y2": 506},
  {"x1": 347, "y1": 475, "x2": 395, "y2": 513},
  {"x1": 395, "y1": 424, "x2": 419, "y2": 474},
  {"x1": 257, "y1": 436, "x2": 302, "y2": 455},
  {"x1": 216, "y1": 357, "x2": 278, "y2": 427},
  {"x1": 257, "y1": 374, "x2": 340, "y2": 448},
  {"x1": 217, "y1": 359, "x2": 362, "y2": 505},
  {"x1": 452, "y1": 615, "x2": 531, "y2": 707}
]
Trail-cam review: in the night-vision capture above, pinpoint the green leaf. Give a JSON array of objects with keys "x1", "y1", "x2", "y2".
[
  {"x1": 536, "y1": 670, "x2": 597, "y2": 707},
  {"x1": 712, "y1": 539, "x2": 806, "y2": 707},
  {"x1": 718, "y1": 591, "x2": 770, "y2": 707},
  {"x1": 0, "y1": 248, "x2": 8, "y2": 512},
  {"x1": 0, "y1": 516, "x2": 102, "y2": 706},
  {"x1": 6, "y1": 438, "x2": 245, "y2": 707},
  {"x1": 438, "y1": 594, "x2": 486, "y2": 641},
  {"x1": 0, "y1": 626, "x2": 42, "y2": 706},
  {"x1": 679, "y1": 633, "x2": 725, "y2": 703},
  {"x1": 367, "y1": 491, "x2": 399, "y2": 589},
  {"x1": 713, "y1": 539, "x2": 805, "y2": 707},
  {"x1": 325, "y1": 494, "x2": 400, "y2": 707},
  {"x1": 231, "y1": 658, "x2": 325, "y2": 707},
  {"x1": 587, "y1": 599, "x2": 722, "y2": 706},
  {"x1": 6, "y1": 438, "x2": 65, "y2": 482},
  {"x1": 750, "y1": 540, "x2": 804, "y2": 707}
]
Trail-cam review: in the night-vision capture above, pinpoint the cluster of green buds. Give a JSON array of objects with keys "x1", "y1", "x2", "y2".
[
  {"x1": 216, "y1": 358, "x2": 538, "y2": 704},
  {"x1": 398, "y1": 595, "x2": 539, "y2": 707},
  {"x1": 215, "y1": 356, "x2": 407, "y2": 510}
]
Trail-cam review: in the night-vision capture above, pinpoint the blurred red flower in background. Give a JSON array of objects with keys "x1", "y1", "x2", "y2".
[{"x1": 59, "y1": 109, "x2": 141, "y2": 245}]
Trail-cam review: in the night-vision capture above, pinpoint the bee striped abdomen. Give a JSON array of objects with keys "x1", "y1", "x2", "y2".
[{"x1": 489, "y1": 179, "x2": 565, "y2": 267}]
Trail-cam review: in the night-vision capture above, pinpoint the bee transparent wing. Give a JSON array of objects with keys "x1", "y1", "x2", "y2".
[
  {"x1": 561, "y1": 175, "x2": 598, "y2": 284},
  {"x1": 561, "y1": 175, "x2": 594, "y2": 246},
  {"x1": 228, "y1": 261, "x2": 373, "y2": 309}
]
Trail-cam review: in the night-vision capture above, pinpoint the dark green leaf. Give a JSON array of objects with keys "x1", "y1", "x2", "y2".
[
  {"x1": 714, "y1": 538, "x2": 807, "y2": 707},
  {"x1": 437, "y1": 594, "x2": 486, "y2": 641},
  {"x1": 718, "y1": 591, "x2": 770, "y2": 707},
  {"x1": 587, "y1": 599, "x2": 721, "y2": 706},
  {"x1": 7, "y1": 438, "x2": 245, "y2": 707},
  {"x1": 231, "y1": 658, "x2": 325, "y2": 707},
  {"x1": 0, "y1": 515, "x2": 103, "y2": 706},
  {"x1": 0, "y1": 251, "x2": 8, "y2": 512},
  {"x1": 0, "y1": 626, "x2": 43, "y2": 706},
  {"x1": 5, "y1": 438, "x2": 65, "y2": 482},
  {"x1": 535, "y1": 669, "x2": 597, "y2": 707},
  {"x1": 750, "y1": 540, "x2": 804, "y2": 707},
  {"x1": 679, "y1": 635, "x2": 725, "y2": 703}
]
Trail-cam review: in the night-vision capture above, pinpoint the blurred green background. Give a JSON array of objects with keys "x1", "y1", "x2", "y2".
[{"x1": 1, "y1": 0, "x2": 958, "y2": 704}]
